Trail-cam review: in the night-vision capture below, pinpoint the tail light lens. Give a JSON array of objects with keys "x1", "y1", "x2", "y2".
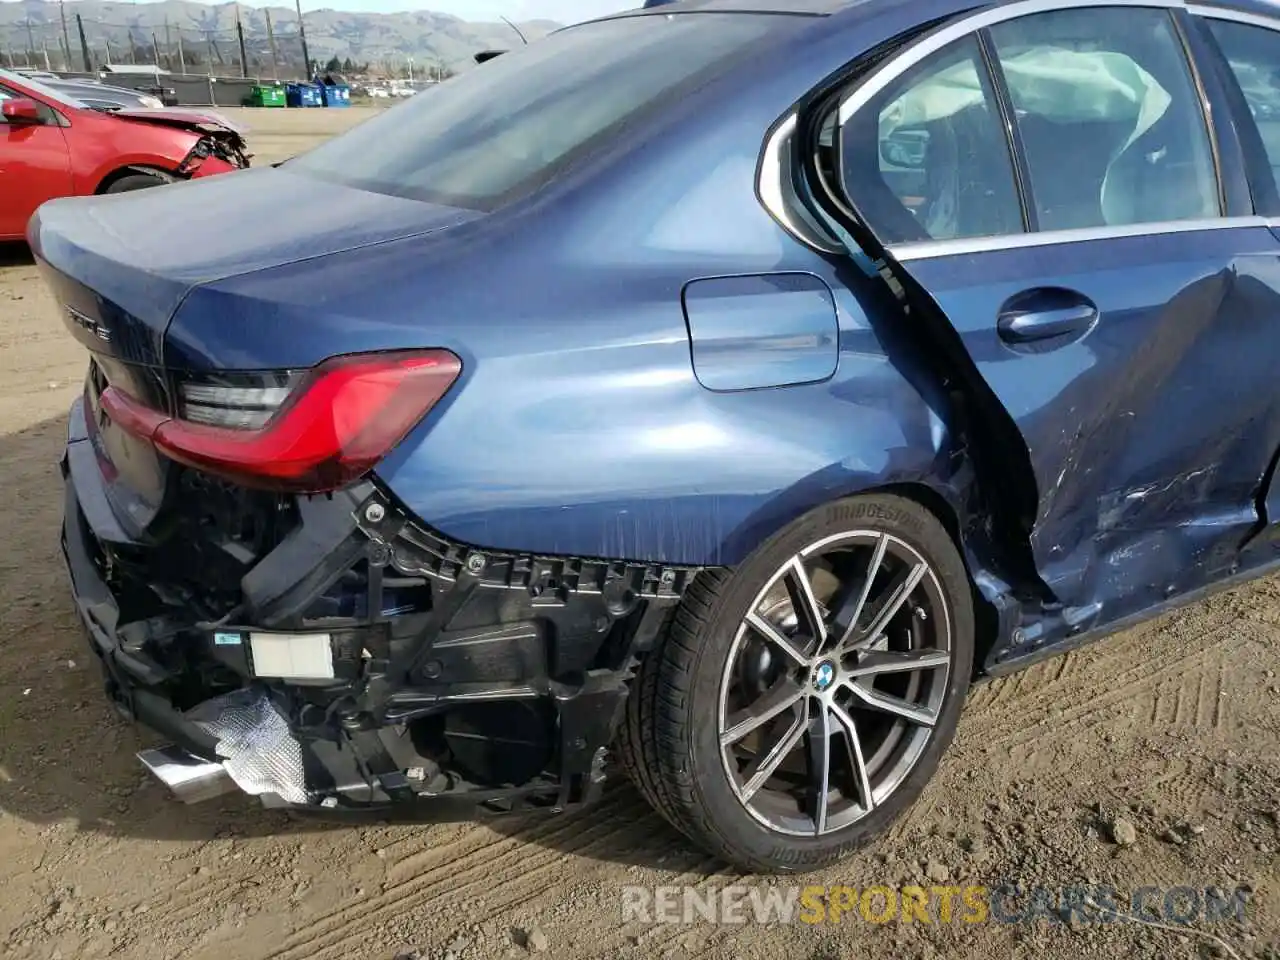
[{"x1": 102, "y1": 350, "x2": 462, "y2": 493}]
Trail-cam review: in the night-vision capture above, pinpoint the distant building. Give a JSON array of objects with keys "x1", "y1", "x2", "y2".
[{"x1": 100, "y1": 64, "x2": 168, "y2": 77}]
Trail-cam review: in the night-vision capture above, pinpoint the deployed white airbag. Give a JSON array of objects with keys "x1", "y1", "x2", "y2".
[{"x1": 877, "y1": 46, "x2": 1172, "y2": 232}]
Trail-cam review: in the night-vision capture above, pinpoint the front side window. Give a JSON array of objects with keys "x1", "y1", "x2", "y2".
[
  {"x1": 839, "y1": 35, "x2": 1024, "y2": 244},
  {"x1": 0, "y1": 68, "x2": 84, "y2": 110},
  {"x1": 988, "y1": 7, "x2": 1219, "y2": 230},
  {"x1": 0, "y1": 83, "x2": 59, "y2": 126}
]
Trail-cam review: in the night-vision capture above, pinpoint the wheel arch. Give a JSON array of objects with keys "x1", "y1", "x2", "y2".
[
  {"x1": 714, "y1": 472, "x2": 1010, "y2": 677},
  {"x1": 94, "y1": 164, "x2": 180, "y2": 194},
  {"x1": 869, "y1": 481, "x2": 1007, "y2": 676}
]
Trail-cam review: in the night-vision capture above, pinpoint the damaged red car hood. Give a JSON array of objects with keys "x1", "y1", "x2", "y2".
[{"x1": 110, "y1": 108, "x2": 247, "y2": 139}]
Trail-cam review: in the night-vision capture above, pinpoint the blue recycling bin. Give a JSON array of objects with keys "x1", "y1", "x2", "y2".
[
  {"x1": 320, "y1": 83, "x2": 351, "y2": 108},
  {"x1": 285, "y1": 82, "x2": 323, "y2": 108}
]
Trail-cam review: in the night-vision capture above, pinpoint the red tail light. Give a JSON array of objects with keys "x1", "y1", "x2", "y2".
[{"x1": 101, "y1": 350, "x2": 462, "y2": 493}]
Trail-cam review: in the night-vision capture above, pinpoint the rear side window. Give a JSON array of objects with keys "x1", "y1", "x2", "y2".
[
  {"x1": 988, "y1": 7, "x2": 1220, "y2": 230},
  {"x1": 839, "y1": 35, "x2": 1025, "y2": 244},
  {"x1": 291, "y1": 14, "x2": 777, "y2": 211},
  {"x1": 1203, "y1": 18, "x2": 1280, "y2": 193}
]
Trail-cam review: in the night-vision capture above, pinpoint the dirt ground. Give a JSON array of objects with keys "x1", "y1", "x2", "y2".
[{"x1": 0, "y1": 106, "x2": 1277, "y2": 960}]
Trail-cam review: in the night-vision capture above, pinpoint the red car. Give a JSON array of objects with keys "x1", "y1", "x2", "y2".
[{"x1": 0, "y1": 68, "x2": 248, "y2": 240}]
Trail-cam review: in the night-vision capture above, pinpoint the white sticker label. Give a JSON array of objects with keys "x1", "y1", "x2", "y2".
[{"x1": 249, "y1": 633, "x2": 335, "y2": 681}]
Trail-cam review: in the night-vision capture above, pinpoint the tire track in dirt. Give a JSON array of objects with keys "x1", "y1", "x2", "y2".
[
  {"x1": 282, "y1": 818, "x2": 676, "y2": 960},
  {"x1": 885, "y1": 608, "x2": 1260, "y2": 837},
  {"x1": 268, "y1": 792, "x2": 679, "y2": 960},
  {"x1": 584, "y1": 857, "x2": 754, "y2": 960},
  {"x1": 141, "y1": 876, "x2": 244, "y2": 927},
  {"x1": 960, "y1": 618, "x2": 1247, "y2": 750}
]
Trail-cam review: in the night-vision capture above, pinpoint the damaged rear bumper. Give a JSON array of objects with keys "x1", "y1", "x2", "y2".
[{"x1": 60, "y1": 396, "x2": 697, "y2": 817}]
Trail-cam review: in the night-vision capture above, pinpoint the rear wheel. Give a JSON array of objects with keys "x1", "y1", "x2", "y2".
[
  {"x1": 103, "y1": 173, "x2": 171, "y2": 194},
  {"x1": 617, "y1": 493, "x2": 974, "y2": 873}
]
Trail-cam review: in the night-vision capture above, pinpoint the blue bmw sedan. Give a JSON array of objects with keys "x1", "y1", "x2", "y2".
[{"x1": 31, "y1": 0, "x2": 1280, "y2": 872}]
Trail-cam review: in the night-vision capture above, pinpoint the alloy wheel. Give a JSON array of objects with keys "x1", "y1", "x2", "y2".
[{"x1": 717, "y1": 530, "x2": 952, "y2": 838}]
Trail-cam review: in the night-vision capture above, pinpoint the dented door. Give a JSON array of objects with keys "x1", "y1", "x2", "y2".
[{"x1": 812, "y1": 3, "x2": 1280, "y2": 622}]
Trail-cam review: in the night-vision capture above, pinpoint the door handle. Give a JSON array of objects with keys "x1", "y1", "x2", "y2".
[{"x1": 997, "y1": 302, "x2": 1097, "y2": 344}]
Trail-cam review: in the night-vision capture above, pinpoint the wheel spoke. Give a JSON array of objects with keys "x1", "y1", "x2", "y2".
[
  {"x1": 744, "y1": 611, "x2": 810, "y2": 668},
  {"x1": 844, "y1": 680, "x2": 938, "y2": 727},
  {"x1": 846, "y1": 649, "x2": 951, "y2": 678},
  {"x1": 830, "y1": 702, "x2": 874, "y2": 813},
  {"x1": 721, "y1": 677, "x2": 806, "y2": 746},
  {"x1": 831, "y1": 535, "x2": 887, "y2": 650},
  {"x1": 844, "y1": 561, "x2": 927, "y2": 653},
  {"x1": 739, "y1": 698, "x2": 809, "y2": 803},
  {"x1": 784, "y1": 556, "x2": 826, "y2": 652},
  {"x1": 805, "y1": 702, "x2": 833, "y2": 835}
]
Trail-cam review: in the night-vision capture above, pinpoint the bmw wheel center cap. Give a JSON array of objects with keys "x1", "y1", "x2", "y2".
[{"x1": 813, "y1": 661, "x2": 836, "y2": 692}]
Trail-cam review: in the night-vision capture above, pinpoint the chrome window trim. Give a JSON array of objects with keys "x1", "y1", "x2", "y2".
[
  {"x1": 1186, "y1": 4, "x2": 1280, "y2": 31},
  {"x1": 888, "y1": 215, "x2": 1268, "y2": 261},
  {"x1": 837, "y1": 0, "x2": 1186, "y2": 124},
  {"x1": 758, "y1": 113, "x2": 844, "y2": 253},
  {"x1": 758, "y1": 114, "x2": 804, "y2": 238}
]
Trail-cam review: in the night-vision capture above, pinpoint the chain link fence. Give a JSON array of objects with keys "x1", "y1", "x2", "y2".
[
  {"x1": 5, "y1": 14, "x2": 310, "y2": 79},
  {"x1": 1, "y1": 12, "x2": 452, "y2": 84}
]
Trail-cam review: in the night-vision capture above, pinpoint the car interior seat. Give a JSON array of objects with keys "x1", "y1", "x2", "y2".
[{"x1": 916, "y1": 103, "x2": 1022, "y2": 239}]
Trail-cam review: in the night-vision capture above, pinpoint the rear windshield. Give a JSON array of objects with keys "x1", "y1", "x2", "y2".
[{"x1": 290, "y1": 13, "x2": 779, "y2": 210}]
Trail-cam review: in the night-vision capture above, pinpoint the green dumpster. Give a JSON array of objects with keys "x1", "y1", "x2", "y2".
[{"x1": 245, "y1": 84, "x2": 286, "y2": 107}]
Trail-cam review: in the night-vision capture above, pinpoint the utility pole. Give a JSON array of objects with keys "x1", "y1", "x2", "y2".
[
  {"x1": 104, "y1": 38, "x2": 113, "y2": 66},
  {"x1": 22, "y1": 18, "x2": 37, "y2": 65},
  {"x1": 177, "y1": 31, "x2": 186, "y2": 74},
  {"x1": 59, "y1": 0, "x2": 72, "y2": 70},
  {"x1": 127, "y1": 30, "x2": 138, "y2": 64},
  {"x1": 295, "y1": 0, "x2": 311, "y2": 79},
  {"x1": 164, "y1": 18, "x2": 173, "y2": 70},
  {"x1": 265, "y1": 9, "x2": 279, "y2": 81},
  {"x1": 76, "y1": 14, "x2": 91, "y2": 71},
  {"x1": 204, "y1": 31, "x2": 215, "y2": 106},
  {"x1": 235, "y1": 6, "x2": 248, "y2": 78},
  {"x1": 41, "y1": 39, "x2": 51, "y2": 72}
]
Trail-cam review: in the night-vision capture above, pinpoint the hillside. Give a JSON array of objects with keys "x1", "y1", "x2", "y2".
[{"x1": 0, "y1": 0, "x2": 560, "y2": 75}]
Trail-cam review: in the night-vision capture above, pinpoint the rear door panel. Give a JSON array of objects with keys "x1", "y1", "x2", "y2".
[
  {"x1": 809, "y1": 0, "x2": 1280, "y2": 630},
  {"x1": 894, "y1": 226, "x2": 1280, "y2": 615}
]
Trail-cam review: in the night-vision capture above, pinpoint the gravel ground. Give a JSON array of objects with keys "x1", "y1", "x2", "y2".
[{"x1": 0, "y1": 107, "x2": 1276, "y2": 960}]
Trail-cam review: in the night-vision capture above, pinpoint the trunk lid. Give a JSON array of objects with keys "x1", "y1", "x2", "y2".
[
  {"x1": 31, "y1": 166, "x2": 479, "y2": 357},
  {"x1": 35, "y1": 166, "x2": 480, "y2": 536}
]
